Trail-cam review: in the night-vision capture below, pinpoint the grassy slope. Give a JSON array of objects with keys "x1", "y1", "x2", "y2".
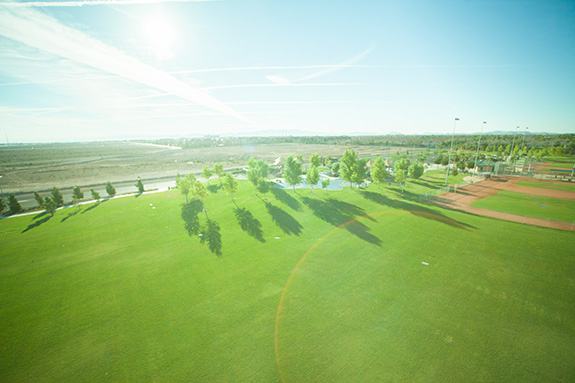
[
  {"x1": 1, "y1": 177, "x2": 574, "y2": 382},
  {"x1": 471, "y1": 190, "x2": 575, "y2": 222}
]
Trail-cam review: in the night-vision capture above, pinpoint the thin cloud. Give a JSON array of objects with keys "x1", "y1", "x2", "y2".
[
  {"x1": 1, "y1": 0, "x2": 213, "y2": 7},
  {"x1": 296, "y1": 45, "x2": 375, "y2": 82},
  {"x1": 0, "y1": 7, "x2": 251, "y2": 123},
  {"x1": 202, "y1": 82, "x2": 360, "y2": 91}
]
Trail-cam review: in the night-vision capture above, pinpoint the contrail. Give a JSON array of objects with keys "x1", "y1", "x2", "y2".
[
  {"x1": 296, "y1": 45, "x2": 376, "y2": 82},
  {"x1": 0, "y1": 0, "x2": 214, "y2": 7},
  {"x1": 0, "y1": 7, "x2": 252, "y2": 124}
]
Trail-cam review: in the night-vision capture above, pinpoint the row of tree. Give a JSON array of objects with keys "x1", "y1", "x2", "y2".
[{"x1": 1, "y1": 180, "x2": 125, "y2": 217}]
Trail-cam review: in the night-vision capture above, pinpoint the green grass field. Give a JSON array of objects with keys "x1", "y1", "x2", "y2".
[
  {"x1": 516, "y1": 180, "x2": 575, "y2": 193},
  {"x1": 470, "y1": 190, "x2": 575, "y2": 222},
  {"x1": 1, "y1": 175, "x2": 574, "y2": 382}
]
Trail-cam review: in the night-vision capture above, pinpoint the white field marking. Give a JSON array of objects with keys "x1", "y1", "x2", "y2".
[
  {"x1": 422, "y1": 261, "x2": 429, "y2": 266},
  {"x1": 274, "y1": 237, "x2": 280, "y2": 239}
]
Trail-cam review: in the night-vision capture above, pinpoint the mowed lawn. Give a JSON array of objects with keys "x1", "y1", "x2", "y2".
[
  {"x1": 471, "y1": 190, "x2": 575, "y2": 222},
  {"x1": 516, "y1": 180, "x2": 575, "y2": 193},
  {"x1": 1, "y1": 179, "x2": 574, "y2": 382}
]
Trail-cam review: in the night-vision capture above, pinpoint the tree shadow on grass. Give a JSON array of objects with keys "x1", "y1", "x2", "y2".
[
  {"x1": 270, "y1": 186, "x2": 302, "y2": 212},
  {"x1": 22, "y1": 213, "x2": 52, "y2": 233},
  {"x1": 301, "y1": 196, "x2": 381, "y2": 246},
  {"x1": 200, "y1": 219, "x2": 222, "y2": 257},
  {"x1": 266, "y1": 202, "x2": 302, "y2": 236},
  {"x1": 234, "y1": 207, "x2": 265, "y2": 242},
  {"x1": 362, "y1": 190, "x2": 475, "y2": 231},
  {"x1": 81, "y1": 202, "x2": 101, "y2": 214},
  {"x1": 181, "y1": 200, "x2": 204, "y2": 236},
  {"x1": 207, "y1": 184, "x2": 221, "y2": 194},
  {"x1": 33, "y1": 211, "x2": 49, "y2": 220},
  {"x1": 61, "y1": 208, "x2": 80, "y2": 222}
]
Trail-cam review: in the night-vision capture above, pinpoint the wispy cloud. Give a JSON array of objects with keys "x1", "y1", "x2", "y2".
[
  {"x1": 201, "y1": 82, "x2": 360, "y2": 91},
  {"x1": 1, "y1": 0, "x2": 213, "y2": 7},
  {"x1": 0, "y1": 7, "x2": 251, "y2": 123},
  {"x1": 296, "y1": 45, "x2": 375, "y2": 82}
]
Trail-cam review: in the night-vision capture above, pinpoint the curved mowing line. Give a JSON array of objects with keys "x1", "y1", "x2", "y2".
[
  {"x1": 273, "y1": 208, "x2": 484, "y2": 382},
  {"x1": 273, "y1": 209, "x2": 404, "y2": 382}
]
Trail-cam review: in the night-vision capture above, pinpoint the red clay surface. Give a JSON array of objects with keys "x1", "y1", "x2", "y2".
[{"x1": 430, "y1": 176, "x2": 575, "y2": 231}]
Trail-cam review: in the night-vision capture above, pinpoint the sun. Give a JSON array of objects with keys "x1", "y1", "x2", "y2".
[{"x1": 141, "y1": 15, "x2": 176, "y2": 59}]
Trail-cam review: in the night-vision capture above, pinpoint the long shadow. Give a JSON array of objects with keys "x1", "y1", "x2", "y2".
[
  {"x1": 363, "y1": 190, "x2": 476, "y2": 231},
  {"x1": 234, "y1": 207, "x2": 265, "y2": 242},
  {"x1": 181, "y1": 200, "x2": 204, "y2": 236},
  {"x1": 22, "y1": 214, "x2": 52, "y2": 233},
  {"x1": 33, "y1": 211, "x2": 49, "y2": 220},
  {"x1": 200, "y1": 219, "x2": 223, "y2": 257},
  {"x1": 300, "y1": 196, "x2": 381, "y2": 246},
  {"x1": 207, "y1": 184, "x2": 221, "y2": 194},
  {"x1": 266, "y1": 203, "x2": 303, "y2": 236},
  {"x1": 270, "y1": 186, "x2": 302, "y2": 212},
  {"x1": 61, "y1": 208, "x2": 80, "y2": 222},
  {"x1": 81, "y1": 202, "x2": 100, "y2": 214}
]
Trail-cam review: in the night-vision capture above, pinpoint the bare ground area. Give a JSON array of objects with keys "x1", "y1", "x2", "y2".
[
  {"x1": 430, "y1": 176, "x2": 575, "y2": 231},
  {"x1": 0, "y1": 141, "x2": 421, "y2": 195}
]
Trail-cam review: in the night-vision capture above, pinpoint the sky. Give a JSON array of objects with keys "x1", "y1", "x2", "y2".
[{"x1": 0, "y1": 0, "x2": 574, "y2": 142}]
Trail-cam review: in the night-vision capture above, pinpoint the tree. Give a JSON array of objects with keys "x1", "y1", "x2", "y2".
[
  {"x1": 452, "y1": 166, "x2": 459, "y2": 176},
  {"x1": 321, "y1": 178, "x2": 330, "y2": 192},
  {"x1": 51, "y1": 187, "x2": 64, "y2": 207},
  {"x1": 395, "y1": 158, "x2": 410, "y2": 172},
  {"x1": 202, "y1": 165, "x2": 213, "y2": 182},
  {"x1": 409, "y1": 162, "x2": 424, "y2": 180},
  {"x1": 257, "y1": 179, "x2": 270, "y2": 195},
  {"x1": 222, "y1": 173, "x2": 238, "y2": 201},
  {"x1": 106, "y1": 181, "x2": 116, "y2": 197},
  {"x1": 34, "y1": 192, "x2": 44, "y2": 208},
  {"x1": 340, "y1": 149, "x2": 356, "y2": 188},
  {"x1": 44, "y1": 196, "x2": 57, "y2": 216},
  {"x1": 395, "y1": 168, "x2": 406, "y2": 192},
  {"x1": 212, "y1": 163, "x2": 224, "y2": 182},
  {"x1": 351, "y1": 158, "x2": 368, "y2": 187},
  {"x1": 135, "y1": 177, "x2": 144, "y2": 193},
  {"x1": 191, "y1": 180, "x2": 209, "y2": 201},
  {"x1": 331, "y1": 162, "x2": 340, "y2": 177},
  {"x1": 91, "y1": 189, "x2": 100, "y2": 202},
  {"x1": 284, "y1": 155, "x2": 302, "y2": 190},
  {"x1": 247, "y1": 168, "x2": 260, "y2": 189},
  {"x1": 0, "y1": 196, "x2": 5, "y2": 214},
  {"x1": 371, "y1": 156, "x2": 387, "y2": 188},
  {"x1": 177, "y1": 175, "x2": 192, "y2": 203},
  {"x1": 72, "y1": 195, "x2": 81, "y2": 209},
  {"x1": 309, "y1": 153, "x2": 321, "y2": 168},
  {"x1": 8, "y1": 193, "x2": 22, "y2": 214},
  {"x1": 307, "y1": 166, "x2": 320, "y2": 190},
  {"x1": 73, "y1": 185, "x2": 84, "y2": 201}
]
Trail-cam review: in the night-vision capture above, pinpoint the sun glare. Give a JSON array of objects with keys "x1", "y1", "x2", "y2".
[{"x1": 141, "y1": 15, "x2": 176, "y2": 59}]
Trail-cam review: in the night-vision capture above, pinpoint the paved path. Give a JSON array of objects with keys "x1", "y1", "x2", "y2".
[{"x1": 430, "y1": 176, "x2": 575, "y2": 231}]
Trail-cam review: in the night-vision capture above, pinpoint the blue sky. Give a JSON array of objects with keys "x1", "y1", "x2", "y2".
[{"x1": 0, "y1": 0, "x2": 574, "y2": 142}]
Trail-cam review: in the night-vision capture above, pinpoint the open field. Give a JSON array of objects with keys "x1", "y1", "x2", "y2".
[
  {"x1": 1, "y1": 174, "x2": 574, "y2": 382},
  {"x1": 431, "y1": 176, "x2": 575, "y2": 230},
  {"x1": 471, "y1": 190, "x2": 575, "y2": 222},
  {"x1": 516, "y1": 180, "x2": 575, "y2": 193}
]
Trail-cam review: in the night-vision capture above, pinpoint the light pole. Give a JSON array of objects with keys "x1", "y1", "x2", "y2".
[
  {"x1": 473, "y1": 121, "x2": 487, "y2": 177},
  {"x1": 445, "y1": 118, "x2": 459, "y2": 186},
  {"x1": 509, "y1": 126, "x2": 519, "y2": 174}
]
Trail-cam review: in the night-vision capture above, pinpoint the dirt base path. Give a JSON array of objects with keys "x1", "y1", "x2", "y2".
[{"x1": 430, "y1": 176, "x2": 575, "y2": 231}]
